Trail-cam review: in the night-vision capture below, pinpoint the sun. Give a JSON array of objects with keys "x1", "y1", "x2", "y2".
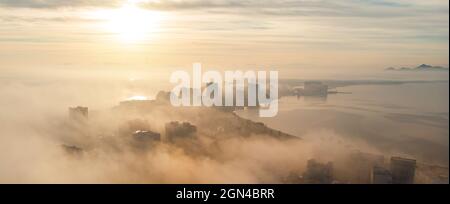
[{"x1": 92, "y1": 1, "x2": 164, "y2": 43}]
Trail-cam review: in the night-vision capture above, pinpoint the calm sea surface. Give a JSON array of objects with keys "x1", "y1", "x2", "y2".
[{"x1": 237, "y1": 82, "x2": 449, "y2": 165}]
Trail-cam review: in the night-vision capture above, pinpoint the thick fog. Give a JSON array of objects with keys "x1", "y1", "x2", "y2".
[
  {"x1": 0, "y1": 76, "x2": 382, "y2": 183},
  {"x1": 0, "y1": 72, "x2": 447, "y2": 183}
]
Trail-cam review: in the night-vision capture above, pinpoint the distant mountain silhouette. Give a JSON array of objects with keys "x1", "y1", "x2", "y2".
[{"x1": 385, "y1": 64, "x2": 448, "y2": 72}]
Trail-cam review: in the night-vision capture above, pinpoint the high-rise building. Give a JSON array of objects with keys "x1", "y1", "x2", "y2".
[
  {"x1": 130, "y1": 130, "x2": 161, "y2": 149},
  {"x1": 390, "y1": 157, "x2": 416, "y2": 184},
  {"x1": 371, "y1": 166, "x2": 392, "y2": 184},
  {"x1": 303, "y1": 159, "x2": 334, "y2": 184},
  {"x1": 302, "y1": 81, "x2": 328, "y2": 96},
  {"x1": 133, "y1": 130, "x2": 161, "y2": 142},
  {"x1": 69, "y1": 106, "x2": 88, "y2": 121},
  {"x1": 165, "y1": 121, "x2": 197, "y2": 141},
  {"x1": 349, "y1": 151, "x2": 385, "y2": 183}
]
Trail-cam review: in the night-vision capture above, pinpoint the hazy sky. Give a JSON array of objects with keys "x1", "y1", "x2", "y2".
[{"x1": 0, "y1": 0, "x2": 448, "y2": 77}]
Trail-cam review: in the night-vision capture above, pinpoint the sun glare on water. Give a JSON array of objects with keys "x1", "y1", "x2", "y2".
[
  {"x1": 92, "y1": 1, "x2": 164, "y2": 43},
  {"x1": 127, "y1": 95, "x2": 149, "y2": 101}
]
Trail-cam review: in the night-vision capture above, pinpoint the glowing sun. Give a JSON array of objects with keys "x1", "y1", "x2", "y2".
[{"x1": 93, "y1": 1, "x2": 164, "y2": 43}]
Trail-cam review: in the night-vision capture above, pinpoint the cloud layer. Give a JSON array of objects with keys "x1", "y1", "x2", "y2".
[{"x1": 0, "y1": 0, "x2": 448, "y2": 72}]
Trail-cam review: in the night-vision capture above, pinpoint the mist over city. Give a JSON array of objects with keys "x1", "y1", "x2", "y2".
[{"x1": 0, "y1": 0, "x2": 448, "y2": 184}]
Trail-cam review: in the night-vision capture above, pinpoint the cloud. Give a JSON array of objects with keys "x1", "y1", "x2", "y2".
[
  {"x1": 0, "y1": 0, "x2": 121, "y2": 8},
  {"x1": 0, "y1": 0, "x2": 447, "y2": 70},
  {"x1": 0, "y1": 0, "x2": 447, "y2": 19}
]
